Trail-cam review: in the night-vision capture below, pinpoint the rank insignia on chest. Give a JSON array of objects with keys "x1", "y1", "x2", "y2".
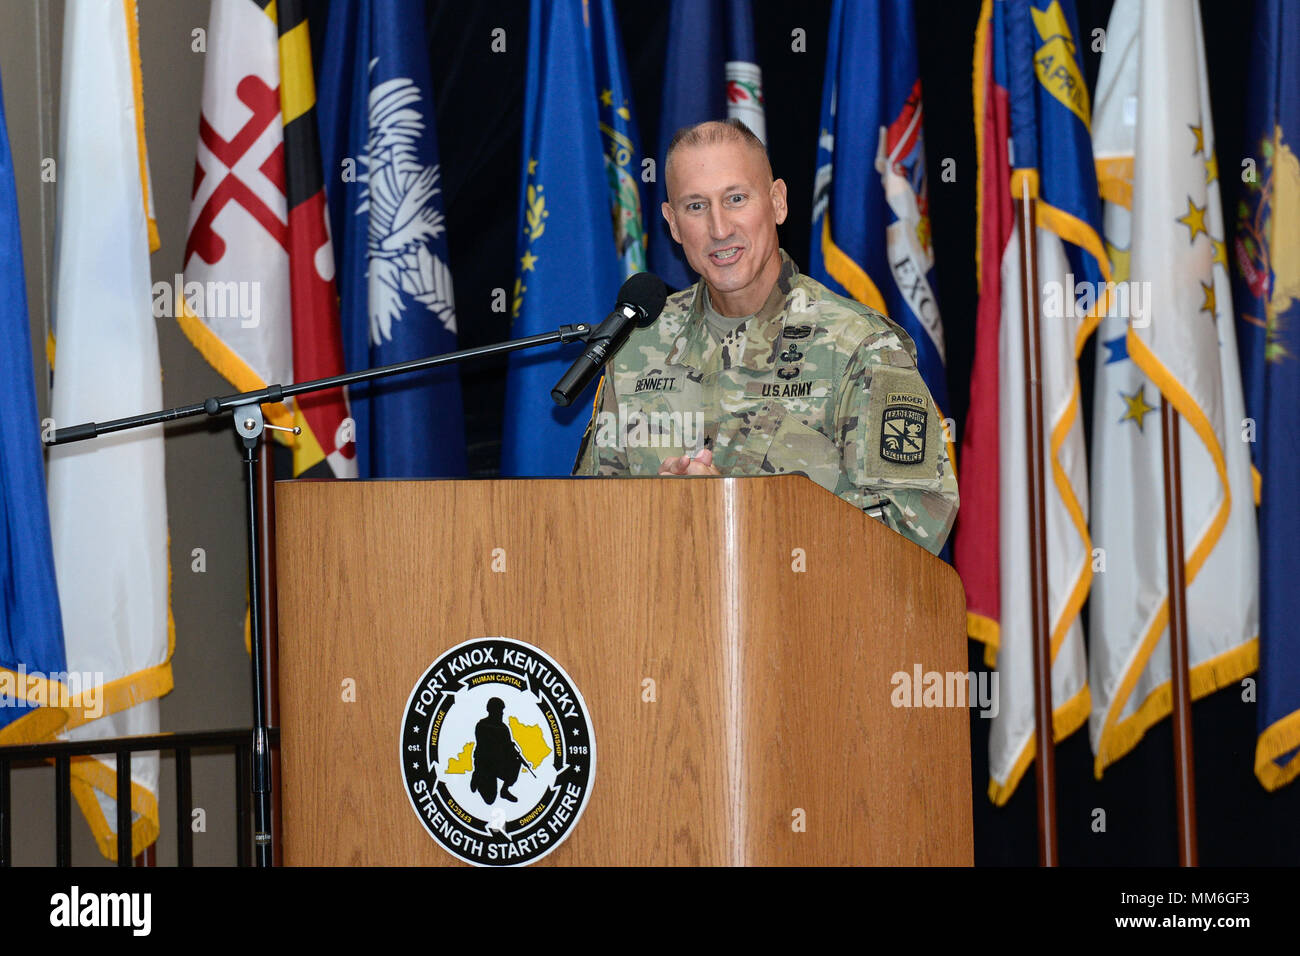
[{"x1": 879, "y1": 404, "x2": 927, "y2": 464}]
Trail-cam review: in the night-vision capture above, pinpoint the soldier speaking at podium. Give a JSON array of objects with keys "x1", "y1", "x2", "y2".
[{"x1": 573, "y1": 119, "x2": 958, "y2": 554}]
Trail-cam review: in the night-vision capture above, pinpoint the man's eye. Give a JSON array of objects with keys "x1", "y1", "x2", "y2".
[
  {"x1": 728, "y1": 194, "x2": 746, "y2": 204},
  {"x1": 687, "y1": 202, "x2": 705, "y2": 212}
]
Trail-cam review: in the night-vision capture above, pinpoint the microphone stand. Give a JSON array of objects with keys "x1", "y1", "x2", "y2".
[{"x1": 45, "y1": 321, "x2": 595, "y2": 867}]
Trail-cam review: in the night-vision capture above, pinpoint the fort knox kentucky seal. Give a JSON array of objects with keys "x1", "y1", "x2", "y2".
[{"x1": 400, "y1": 637, "x2": 595, "y2": 866}]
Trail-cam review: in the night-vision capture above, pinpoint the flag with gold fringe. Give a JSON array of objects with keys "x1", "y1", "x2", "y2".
[
  {"x1": 1088, "y1": 0, "x2": 1259, "y2": 781},
  {"x1": 0, "y1": 58, "x2": 68, "y2": 749},
  {"x1": 46, "y1": 0, "x2": 172, "y2": 861},
  {"x1": 809, "y1": 0, "x2": 953, "y2": 559},
  {"x1": 961, "y1": 0, "x2": 1105, "y2": 803},
  {"x1": 1233, "y1": 0, "x2": 1300, "y2": 791},
  {"x1": 180, "y1": 0, "x2": 355, "y2": 478}
]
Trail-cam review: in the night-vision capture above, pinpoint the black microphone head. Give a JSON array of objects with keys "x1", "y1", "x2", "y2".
[{"x1": 618, "y1": 272, "x2": 668, "y2": 327}]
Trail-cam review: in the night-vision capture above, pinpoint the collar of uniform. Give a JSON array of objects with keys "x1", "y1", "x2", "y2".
[{"x1": 666, "y1": 250, "x2": 799, "y2": 372}]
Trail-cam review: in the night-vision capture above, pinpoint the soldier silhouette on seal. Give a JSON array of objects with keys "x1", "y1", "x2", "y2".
[{"x1": 469, "y1": 697, "x2": 527, "y2": 804}]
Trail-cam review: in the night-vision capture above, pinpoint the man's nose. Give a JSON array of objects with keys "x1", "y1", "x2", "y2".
[{"x1": 708, "y1": 205, "x2": 730, "y2": 240}]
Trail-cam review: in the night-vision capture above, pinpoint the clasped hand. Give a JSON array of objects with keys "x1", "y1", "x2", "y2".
[{"x1": 658, "y1": 447, "x2": 722, "y2": 476}]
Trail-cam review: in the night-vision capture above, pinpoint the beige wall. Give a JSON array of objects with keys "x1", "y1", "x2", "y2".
[{"x1": 5, "y1": 0, "x2": 252, "y2": 865}]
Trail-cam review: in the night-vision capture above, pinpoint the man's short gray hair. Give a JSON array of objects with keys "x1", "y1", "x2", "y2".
[{"x1": 664, "y1": 118, "x2": 772, "y2": 183}]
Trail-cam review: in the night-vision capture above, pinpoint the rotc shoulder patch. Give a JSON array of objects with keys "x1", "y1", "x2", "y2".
[
  {"x1": 881, "y1": 399, "x2": 926, "y2": 463},
  {"x1": 864, "y1": 366, "x2": 939, "y2": 478}
]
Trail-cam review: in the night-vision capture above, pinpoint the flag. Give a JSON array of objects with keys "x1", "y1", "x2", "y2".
[
  {"x1": 0, "y1": 61, "x2": 68, "y2": 747},
  {"x1": 317, "y1": 0, "x2": 467, "y2": 479},
  {"x1": 180, "y1": 0, "x2": 355, "y2": 478},
  {"x1": 499, "y1": 0, "x2": 646, "y2": 476},
  {"x1": 808, "y1": 0, "x2": 951, "y2": 496},
  {"x1": 648, "y1": 0, "x2": 764, "y2": 291},
  {"x1": 1230, "y1": 0, "x2": 1298, "y2": 789},
  {"x1": 1086, "y1": 0, "x2": 1260, "y2": 779},
  {"x1": 45, "y1": 0, "x2": 171, "y2": 861},
  {"x1": 276, "y1": 0, "x2": 356, "y2": 478},
  {"x1": 961, "y1": 0, "x2": 1105, "y2": 803}
]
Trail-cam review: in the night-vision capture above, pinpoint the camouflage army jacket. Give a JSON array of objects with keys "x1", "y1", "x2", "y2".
[{"x1": 571, "y1": 250, "x2": 958, "y2": 554}]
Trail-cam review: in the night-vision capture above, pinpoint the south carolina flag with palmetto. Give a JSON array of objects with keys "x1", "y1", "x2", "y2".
[
  {"x1": 317, "y1": 0, "x2": 468, "y2": 479},
  {"x1": 961, "y1": 0, "x2": 1106, "y2": 803},
  {"x1": 1088, "y1": 0, "x2": 1258, "y2": 777},
  {"x1": 46, "y1": 0, "x2": 172, "y2": 861}
]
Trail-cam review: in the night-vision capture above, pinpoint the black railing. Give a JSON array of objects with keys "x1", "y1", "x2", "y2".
[{"x1": 0, "y1": 727, "x2": 278, "y2": 867}]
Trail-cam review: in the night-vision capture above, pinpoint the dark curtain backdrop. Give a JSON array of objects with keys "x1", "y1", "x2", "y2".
[{"x1": 309, "y1": 0, "x2": 1298, "y2": 863}]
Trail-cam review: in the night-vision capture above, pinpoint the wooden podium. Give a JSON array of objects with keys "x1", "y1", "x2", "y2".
[{"x1": 275, "y1": 476, "x2": 971, "y2": 865}]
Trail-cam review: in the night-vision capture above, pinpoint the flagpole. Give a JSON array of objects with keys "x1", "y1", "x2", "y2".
[
  {"x1": 1159, "y1": 398, "x2": 1198, "y2": 865},
  {"x1": 1015, "y1": 177, "x2": 1059, "y2": 866}
]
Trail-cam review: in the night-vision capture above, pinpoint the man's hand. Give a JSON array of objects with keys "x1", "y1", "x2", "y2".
[{"x1": 658, "y1": 447, "x2": 722, "y2": 477}]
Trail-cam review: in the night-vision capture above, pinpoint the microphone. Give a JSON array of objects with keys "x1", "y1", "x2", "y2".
[{"x1": 551, "y1": 272, "x2": 667, "y2": 406}]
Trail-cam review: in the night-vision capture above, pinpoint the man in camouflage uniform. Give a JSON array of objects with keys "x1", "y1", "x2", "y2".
[{"x1": 572, "y1": 119, "x2": 957, "y2": 555}]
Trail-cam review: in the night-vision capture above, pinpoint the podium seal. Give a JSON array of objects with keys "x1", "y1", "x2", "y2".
[{"x1": 399, "y1": 636, "x2": 595, "y2": 866}]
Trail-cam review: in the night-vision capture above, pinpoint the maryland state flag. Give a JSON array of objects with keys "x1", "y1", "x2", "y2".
[
  {"x1": 1088, "y1": 0, "x2": 1258, "y2": 781},
  {"x1": 0, "y1": 60, "x2": 67, "y2": 747},
  {"x1": 1232, "y1": 0, "x2": 1300, "y2": 790},
  {"x1": 46, "y1": 0, "x2": 172, "y2": 860},
  {"x1": 809, "y1": 0, "x2": 949, "y2": 479},
  {"x1": 500, "y1": 0, "x2": 646, "y2": 476},
  {"x1": 180, "y1": 0, "x2": 354, "y2": 478},
  {"x1": 961, "y1": 0, "x2": 1107, "y2": 803},
  {"x1": 649, "y1": 0, "x2": 764, "y2": 291}
]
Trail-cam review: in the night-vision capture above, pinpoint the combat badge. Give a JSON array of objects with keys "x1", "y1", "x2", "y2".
[{"x1": 400, "y1": 637, "x2": 595, "y2": 866}]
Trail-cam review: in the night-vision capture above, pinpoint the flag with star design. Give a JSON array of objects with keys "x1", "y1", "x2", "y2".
[
  {"x1": 500, "y1": 0, "x2": 646, "y2": 476},
  {"x1": 1088, "y1": 0, "x2": 1258, "y2": 779}
]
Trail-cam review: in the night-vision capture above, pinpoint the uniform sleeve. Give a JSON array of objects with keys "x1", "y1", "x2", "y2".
[
  {"x1": 570, "y1": 372, "x2": 630, "y2": 476},
  {"x1": 833, "y1": 331, "x2": 959, "y2": 555}
]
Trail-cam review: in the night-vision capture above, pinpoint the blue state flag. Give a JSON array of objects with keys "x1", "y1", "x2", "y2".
[
  {"x1": 500, "y1": 0, "x2": 644, "y2": 477},
  {"x1": 1006, "y1": 0, "x2": 1108, "y2": 294},
  {"x1": 318, "y1": 0, "x2": 467, "y2": 479},
  {"x1": 1233, "y1": 0, "x2": 1300, "y2": 791},
  {"x1": 0, "y1": 62, "x2": 68, "y2": 744},
  {"x1": 650, "y1": 0, "x2": 764, "y2": 292},
  {"x1": 809, "y1": 0, "x2": 949, "y2": 424}
]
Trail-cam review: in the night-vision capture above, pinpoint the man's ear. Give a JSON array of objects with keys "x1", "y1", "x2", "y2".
[
  {"x1": 661, "y1": 201, "x2": 682, "y2": 244},
  {"x1": 771, "y1": 179, "x2": 789, "y2": 226}
]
